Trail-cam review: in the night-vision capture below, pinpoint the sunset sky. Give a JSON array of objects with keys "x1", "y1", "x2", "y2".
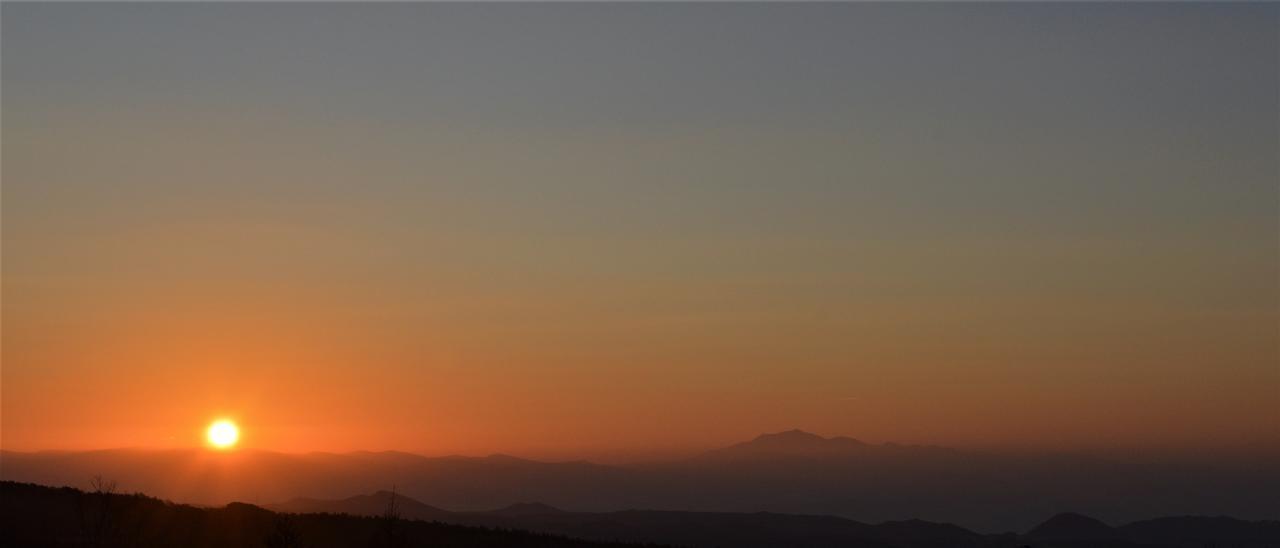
[{"x1": 3, "y1": 2, "x2": 1276, "y2": 461}]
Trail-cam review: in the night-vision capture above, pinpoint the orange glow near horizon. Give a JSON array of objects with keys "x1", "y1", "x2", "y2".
[{"x1": 2, "y1": 3, "x2": 1277, "y2": 463}]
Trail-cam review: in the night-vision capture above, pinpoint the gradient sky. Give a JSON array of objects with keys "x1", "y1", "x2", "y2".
[{"x1": 3, "y1": 2, "x2": 1277, "y2": 460}]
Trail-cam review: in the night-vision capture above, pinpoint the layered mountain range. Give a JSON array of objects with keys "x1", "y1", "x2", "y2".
[
  {"x1": 266, "y1": 489, "x2": 1280, "y2": 548},
  {"x1": 4, "y1": 430, "x2": 1276, "y2": 533}
]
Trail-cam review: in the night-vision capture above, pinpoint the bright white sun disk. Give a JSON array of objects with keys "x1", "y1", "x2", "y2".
[{"x1": 207, "y1": 420, "x2": 239, "y2": 449}]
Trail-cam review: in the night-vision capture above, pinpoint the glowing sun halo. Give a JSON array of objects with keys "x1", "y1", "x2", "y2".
[{"x1": 206, "y1": 420, "x2": 240, "y2": 449}]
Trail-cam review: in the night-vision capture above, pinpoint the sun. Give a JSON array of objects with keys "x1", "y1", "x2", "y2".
[{"x1": 206, "y1": 420, "x2": 240, "y2": 450}]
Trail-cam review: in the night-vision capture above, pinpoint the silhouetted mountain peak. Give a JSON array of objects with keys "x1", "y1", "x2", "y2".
[
  {"x1": 223, "y1": 501, "x2": 265, "y2": 512},
  {"x1": 753, "y1": 429, "x2": 823, "y2": 442},
  {"x1": 699, "y1": 429, "x2": 869, "y2": 460},
  {"x1": 270, "y1": 489, "x2": 448, "y2": 520},
  {"x1": 876, "y1": 518, "x2": 983, "y2": 541},
  {"x1": 348, "y1": 490, "x2": 441, "y2": 510},
  {"x1": 752, "y1": 429, "x2": 866, "y2": 447},
  {"x1": 1028, "y1": 512, "x2": 1119, "y2": 540}
]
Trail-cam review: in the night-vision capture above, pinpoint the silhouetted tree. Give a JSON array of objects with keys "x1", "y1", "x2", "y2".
[
  {"x1": 265, "y1": 514, "x2": 302, "y2": 548},
  {"x1": 369, "y1": 485, "x2": 403, "y2": 548},
  {"x1": 78, "y1": 475, "x2": 118, "y2": 547}
]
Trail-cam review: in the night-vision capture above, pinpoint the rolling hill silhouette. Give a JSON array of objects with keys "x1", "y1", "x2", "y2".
[
  {"x1": 266, "y1": 489, "x2": 1280, "y2": 548},
  {"x1": 5, "y1": 480, "x2": 1279, "y2": 548},
  {"x1": 268, "y1": 490, "x2": 983, "y2": 547},
  {"x1": 1021, "y1": 512, "x2": 1280, "y2": 548},
  {"x1": 0, "y1": 481, "x2": 667, "y2": 548},
  {"x1": 267, "y1": 490, "x2": 454, "y2": 521},
  {"x1": 3, "y1": 430, "x2": 1277, "y2": 532},
  {"x1": 1027, "y1": 512, "x2": 1122, "y2": 541}
]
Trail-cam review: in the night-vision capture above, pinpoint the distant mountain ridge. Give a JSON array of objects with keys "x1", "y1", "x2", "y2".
[
  {"x1": 267, "y1": 490, "x2": 1280, "y2": 548},
  {"x1": 268, "y1": 490, "x2": 453, "y2": 521},
  {"x1": 3, "y1": 429, "x2": 1278, "y2": 532},
  {"x1": 696, "y1": 429, "x2": 868, "y2": 459},
  {"x1": 694, "y1": 429, "x2": 954, "y2": 461}
]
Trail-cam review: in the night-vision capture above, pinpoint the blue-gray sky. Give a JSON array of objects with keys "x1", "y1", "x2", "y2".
[{"x1": 3, "y1": 2, "x2": 1277, "y2": 458}]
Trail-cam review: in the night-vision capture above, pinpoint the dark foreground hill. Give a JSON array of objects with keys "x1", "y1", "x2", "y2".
[
  {"x1": 0, "y1": 481, "x2": 667, "y2": 548},
  {"x1": 271, "y1": 490, "x2": 1280, "y2": 548},
  {"x1": 270, "y1": 490, "x2": 991, "y2": 548},
  {"x1": 6, "y1": 481, "x2": 1280, "y2": 548}
]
